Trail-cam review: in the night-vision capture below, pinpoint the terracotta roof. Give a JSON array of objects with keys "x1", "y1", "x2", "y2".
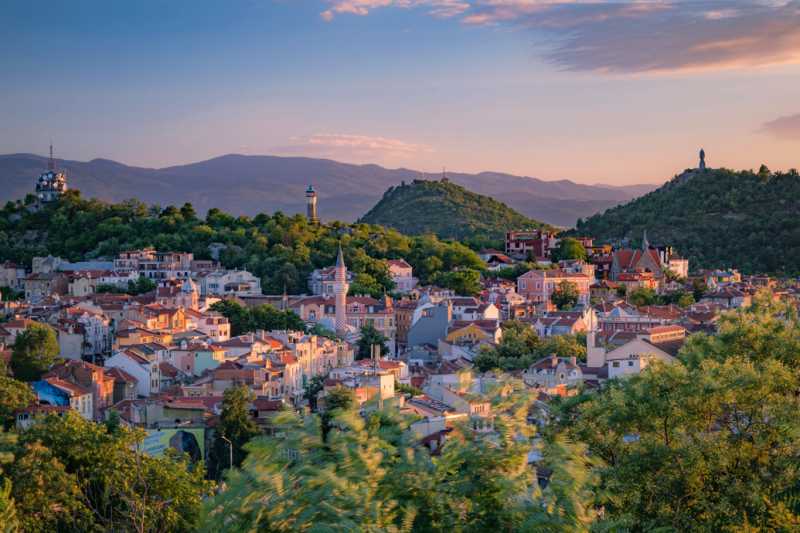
[
  {"x1": 159, "y1": 362, "x2": 180, "y2": 378},
  {"x1": 105, "y1": 367, "x2": 138, "y2": 384},
  {"x1": 44, "y1": 376, "x2": 90, "y2": 396}
]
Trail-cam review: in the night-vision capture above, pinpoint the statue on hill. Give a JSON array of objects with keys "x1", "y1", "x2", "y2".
[{"x1": 699, "y1": 148, "x2": 706, "y2": 171}]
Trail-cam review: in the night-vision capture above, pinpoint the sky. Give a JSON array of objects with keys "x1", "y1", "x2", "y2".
[{"x1": 2, "y1": 0, "x2": 800, "y2": 186}]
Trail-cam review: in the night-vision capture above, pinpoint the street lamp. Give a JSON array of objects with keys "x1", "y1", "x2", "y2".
[{"x1": 221, "y1": 435, "x2": 233, "y2": 471}]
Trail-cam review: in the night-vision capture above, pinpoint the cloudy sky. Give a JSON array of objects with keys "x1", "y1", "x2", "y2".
[{"x1": 2, "y1": 0, "x2": 800, "y2": 185}]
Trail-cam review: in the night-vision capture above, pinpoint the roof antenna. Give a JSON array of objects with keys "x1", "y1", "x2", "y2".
[{"x1": 48, "y1": 141, "x2": 55, "y2": 172}]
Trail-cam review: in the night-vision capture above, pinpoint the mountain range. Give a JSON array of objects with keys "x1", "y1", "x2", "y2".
[{"x1": 0, "y1": 153, "x2": 656, "y2": 227}]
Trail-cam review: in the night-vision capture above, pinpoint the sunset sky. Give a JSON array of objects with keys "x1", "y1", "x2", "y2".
[{"x1": 3, "y1": 0, "x2": 800, "y2": 185}]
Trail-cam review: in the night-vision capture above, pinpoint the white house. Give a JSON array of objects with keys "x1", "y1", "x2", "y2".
[
  {"x1": 387, "y1": 259, "x2": 418, "y2": 293},
  {"x1": 105, "y1": 350, "x2": 161, "y2": 397},
  {"x1": 587, "y1": 325, "x2": 684, "y2": 380}
]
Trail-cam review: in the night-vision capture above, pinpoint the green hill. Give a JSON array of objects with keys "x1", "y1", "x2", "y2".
[
  {"x1": 574, "y1": 165, "x2": 800, "y2": 274},
  {"x1": 359, "y1": 179, "x2": 552, "y2": 242},
  {"x1": 0, "y1": 190, "x2": 485, "y2": 297}
]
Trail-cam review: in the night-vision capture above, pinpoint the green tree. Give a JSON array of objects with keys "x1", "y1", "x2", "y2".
[
  {"x1": 127, "y1": 276, "x2": 157, "y2": 295},
  {"x1": 564, "y1": 357, "x2": 800, "y2": 531},
  {"x1": 356, "y1": 322, "x2": 389, "y2": 360},
  {"x1": 303, "y1": 375, "x2": 326, "y2": 411},
  {"x1": 628, "y1": 286, "x2": 657, "y2": 307},
  {"x1": 8, "y1": 441, "x2": 95, "y2": 533},
  {"x1": 0, "y1": 478, "x2": 18, "y2": 533},
  {"x1": 680, "y1": 290, "x2": 800, "y2": 370},
  {"x1": 432, "y1": 268, "x2": 482, "y2": 296},
  {"x1": 211, "y1": 300, "x2": 305, "y2": 336},
  {"x1": 201, "y1": 379, "x2": 596, "y2": 532},
  {"x1": 320, "y1": 385, "x2": 356, "y2": 442},
  {"x1": 552, "y1": 237, "x2": 587, "y2": 262},
  {"x1": 211, "y1": 385, "x2": 260, "y2": 478},
  {"x1": 10, "y1": 323, "x2": 59, "y2": 381},
  {"x1": 17, "y1": 411, "x2": 213, "y2": 532},
  {"x1": 551, "y1": 280, "x2": 579, "y2": 310},
  {"x1": 0, "y1": 377, "x2": 35, "y2": 429}
]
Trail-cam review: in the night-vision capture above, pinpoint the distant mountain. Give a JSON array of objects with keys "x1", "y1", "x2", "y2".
[
  {"x1": 574, "y1": 166, "x2": 800, "y2": 274},
  {"x1": 0, "y1": 153, "x2": 656, "y2": 227},
  {"x1": 360, "y1": 179, "x2": 550, "y2": 241}
]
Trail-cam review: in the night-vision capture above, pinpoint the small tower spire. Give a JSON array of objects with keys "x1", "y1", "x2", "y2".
[
  {"x1": 642, "y1": 229, "x2": 650, "y2": 251},
  {"x1": 306, "y1": 184, "x2": 319, "y2": 224},
  {"x1": 48, "y1": 142, "x2": 55, "y2": 172},
  {"x1": 334, "y1": 244, "x2": 349, "y2": 336}
]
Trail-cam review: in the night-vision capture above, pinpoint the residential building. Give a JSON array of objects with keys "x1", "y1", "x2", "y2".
[
  {"x1": 505, "y1": 230, "x2": 557, "y2": 261},
  {"x1": 198, "y1": 269, "x2": 262, "y2": 297},
  {"x1": 387, "y1": 259, "x2": 418, "y2": 293},
  {"x1": 516, "y1": 269, "x2": 591, "y2": 311}
]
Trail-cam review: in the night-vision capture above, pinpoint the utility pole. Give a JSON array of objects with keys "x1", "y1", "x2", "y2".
[{"x1": 221, "y1": 435, "x2": 233, "y2": 471}]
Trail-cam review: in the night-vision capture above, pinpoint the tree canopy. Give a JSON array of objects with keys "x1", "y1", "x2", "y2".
[
  {"x1": 0, "y1": 411, "x2": 213, "y2": 533},
  {"x1": 10, "y1": 323, "x2": 60, "y2": 382},
  {"x1": 202, "y1": 378, "x2": 596, "y2": 532},
  {"x1": 0, "y1": 192, "x2": 485, "y2": 296}
]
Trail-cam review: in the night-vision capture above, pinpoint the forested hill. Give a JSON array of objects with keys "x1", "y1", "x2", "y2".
[
  {"x1": 0, "y1": 191, "x2": 486, "y2": 296},
  {"x1": 574, "y1": 166, "x2": 800, "y2": 274},
  {"x1": 359, "y1": 179, "x2": 551, "y2": 242}
]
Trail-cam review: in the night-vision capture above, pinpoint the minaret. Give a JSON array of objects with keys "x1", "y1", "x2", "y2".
[
  {"x1": 334, "y1": 245, "x2": 348, "y2": 335},
  {"x1": 698, "y1": 148, "x2": 706, "y2": 171},
  {"x1": 48, "y1": 143, "x2": 55, "y2": 172},
  {"x1": 306, "y1": 185, "x2": 319, "y2": 224},
  {"x1": 642, "y1": 229, "x2": 650, "y2": 251}
]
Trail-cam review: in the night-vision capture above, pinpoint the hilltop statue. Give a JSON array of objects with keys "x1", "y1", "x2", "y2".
[{"x1": 699, "y1": 148, "x2": 706, "y2": 171}]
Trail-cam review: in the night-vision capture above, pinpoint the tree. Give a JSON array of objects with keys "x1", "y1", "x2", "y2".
[
  {"x1": 10, "y1": 323, "x2": 59, "y2": 381},
  {"x1": 356, "y1": 323, "x2": 389, "y2": 360},
  {"x1": 0, "y1": 377, "x2": 34, "y2": 429},
  {"x1": 127, "y1": 276, "x2": 156, "y2": 295},
  {"x1": 303, "y1": 375, "x2": 326, "y2": 411},
  {"x1": 474, "y1": 321, "x2": 585, "y2": 372},
  {"x1": 16, "y1": 411, "x2": 213, "y2": 532},
  {"x1": 551, "y1": 280, "x2": 579, "y2": 310},
  {"x1": 8, "y1": 441, "x2": 95, "y2": 532},
  {"x1": 552, "y1": 237, "x2": 587, "y2": 262},
  {"x1": 210, "y1": 385, "x2": 260, "y2": 478},
  {"x1": 628, "y1": 286, "x2": 657, "y2": 307},
  {"x1": 680, "y1": 290, "x2": 800, "y2": 371},
  {"x1": 201, "y1": 378, "x2": 596, "y2": 532},
  {"x1": 210, "y1": 300, "x2": 305, "y2": 336},
  {"x1": 309, "y1": 323, "x2": 338, "y2": 340},
  {"x1": 320, "y1": 385, "x2": 356, "y2": 442},
  {"x1": 563, "y1": 357, "x2": 800, "y2": 530},
  {"x1": 0, "y1": 478, "x2": 18, "y2": 533},
  {"x1": 432, "y1": 268, "x2": 482, "y2": 296}
]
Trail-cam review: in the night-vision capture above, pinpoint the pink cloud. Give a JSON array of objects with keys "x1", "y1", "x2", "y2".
[
  {"x1": 762, "y1": 113, "x2": 800, "y2": 140},
  {"x1": 275, "y1": 133, "x2": 433, "y2": 160},
  {"x1": 320, "y1": 0, "x2": 800, "y2": 74}
]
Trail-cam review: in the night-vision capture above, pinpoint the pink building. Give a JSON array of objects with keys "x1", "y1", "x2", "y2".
[{"x1": 516, "y1": 269, "x2": 591, "y2": 311}]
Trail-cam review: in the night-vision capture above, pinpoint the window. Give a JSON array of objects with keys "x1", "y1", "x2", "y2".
[
  {"x1": 628, "y1": 361, "x2": 634, "y2": 367},
  {"x1": 612, "y1": 361, "x2": 620, "y2": 368}
]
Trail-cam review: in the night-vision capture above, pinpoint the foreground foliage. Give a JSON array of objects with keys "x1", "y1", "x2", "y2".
[
  {"x1": 554, "y1": 292, "x2": 800, "y2": 531},
  {"x1": 0, "y1": 412, "x2": 213, "y2": 533},
  {"x1": 202, "y1": 381, "x2": 596, "y2": 532}
]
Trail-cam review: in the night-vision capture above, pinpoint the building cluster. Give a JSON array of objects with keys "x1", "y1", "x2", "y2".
[{"x1": 8, "y1": 169, "x2": 793, "y2": 468}]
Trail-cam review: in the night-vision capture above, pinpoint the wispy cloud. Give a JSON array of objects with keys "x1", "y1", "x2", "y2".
[
  {"x1": 275, "y1": 133, "x2": 432, "y2": 160},
  {"x1": 320, "y1": 0, "x2": 800, "y2": 74},
  {"x1": 761, "y1": 113, "x2": 800, "y2": 140}
]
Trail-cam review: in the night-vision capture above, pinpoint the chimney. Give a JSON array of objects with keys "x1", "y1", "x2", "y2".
[
  {"x1": 551, "y1": 354, "x2": 558, "y2": 367},
  {"x1": 570, "y1": 356, "x2": 577, "y2": 366}
]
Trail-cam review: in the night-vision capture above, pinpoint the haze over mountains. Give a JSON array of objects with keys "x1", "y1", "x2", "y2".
[{"x1": 0, "y1": 153, "x2": 657, "y2": 227}]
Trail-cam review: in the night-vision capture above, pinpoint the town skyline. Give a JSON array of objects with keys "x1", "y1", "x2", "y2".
[{"x1": 3, "y1": 0, "x2": 800, "y2": 185}]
